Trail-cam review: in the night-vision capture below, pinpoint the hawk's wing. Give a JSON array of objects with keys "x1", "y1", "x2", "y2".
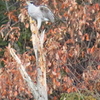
[{"x1": 39, "y1": 5, "x2": 54, "y2": 23}]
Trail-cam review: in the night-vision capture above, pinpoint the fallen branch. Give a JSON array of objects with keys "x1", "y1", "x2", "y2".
[{"x1": 8, "y1": 44, "x2": 39, "y2": 100}]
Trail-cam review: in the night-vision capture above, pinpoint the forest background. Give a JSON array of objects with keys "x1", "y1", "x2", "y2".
[{"x1": 0, "y1": 0, "x2": 100, "y2": 100}]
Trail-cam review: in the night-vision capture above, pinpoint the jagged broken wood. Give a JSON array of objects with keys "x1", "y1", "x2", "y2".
[
  {"x1": 8, "y1": 17, "x2": 48, "y2": 100},
  {"x1": 8, "y1": 44, "x2": 39, "y2": 100},
  {"x1": 30, "y1": 17, "x2": 48, "y2": 100}
]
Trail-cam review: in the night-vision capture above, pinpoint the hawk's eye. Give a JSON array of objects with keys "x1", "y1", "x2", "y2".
[{"x1": 30, "y1": 2, "x2": 34, "y2": 4}]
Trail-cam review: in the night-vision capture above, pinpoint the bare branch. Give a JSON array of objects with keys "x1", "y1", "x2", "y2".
[{"x1": 8, "y1": 44, "x2": 39, "y2": 100}]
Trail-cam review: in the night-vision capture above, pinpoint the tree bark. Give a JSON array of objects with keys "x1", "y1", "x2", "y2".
[
  {"x1": 30, "y1": 17, "x2": 48, "y2": 100},
  {"x1": 9, "y1": 17, "x2": 48, "y2": 100}
]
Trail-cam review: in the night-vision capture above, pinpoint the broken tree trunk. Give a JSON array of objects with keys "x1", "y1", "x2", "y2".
[
  {"x1": 29, "y1": 17, "x2": 48, "y2": 100},
  {"x1": 9, "y1": 17, "x2": 48, "y2": 100}
]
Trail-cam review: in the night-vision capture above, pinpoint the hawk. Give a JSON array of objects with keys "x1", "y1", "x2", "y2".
[{"x1": 26, "y1": 1, "x2": 54, "y2": 29}]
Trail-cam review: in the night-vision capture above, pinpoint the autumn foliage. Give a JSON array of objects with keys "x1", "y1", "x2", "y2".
[{"x1": 0, "y1": 0, "x2": 100, "y2": 100}]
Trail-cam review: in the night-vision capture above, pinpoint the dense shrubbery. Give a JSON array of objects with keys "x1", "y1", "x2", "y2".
[
  {"x1": 0, "y1": 0, "x2": 100, "y2": 99},
  {"x1": 60, "y1": 92, "x2": 96, "y2": 100}
]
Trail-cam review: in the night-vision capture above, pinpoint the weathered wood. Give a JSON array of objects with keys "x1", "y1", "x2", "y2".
[
  {"x1": 30, "y1": 17, "x2": 48, "y2": 100},
  {"x1": 9, "y1": 17, "x2": 48, "y2": 100}
]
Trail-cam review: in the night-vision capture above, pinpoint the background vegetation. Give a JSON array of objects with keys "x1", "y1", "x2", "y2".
[{"x1": 0, "y1": 0, "x2": 100, "y2": 99}]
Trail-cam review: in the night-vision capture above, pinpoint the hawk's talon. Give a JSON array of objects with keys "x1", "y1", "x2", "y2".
[{"x1": 30, "y1": 20, "x2": 35, "y2": 24}]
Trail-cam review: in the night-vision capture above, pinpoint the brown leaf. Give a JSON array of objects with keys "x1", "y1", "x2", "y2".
[
  {"x1": 97, "y1": 65, "x2": 100, "y2": 70},
  {"x1": 25, "y1": 23, "x2": 29, "y2": 28}
]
